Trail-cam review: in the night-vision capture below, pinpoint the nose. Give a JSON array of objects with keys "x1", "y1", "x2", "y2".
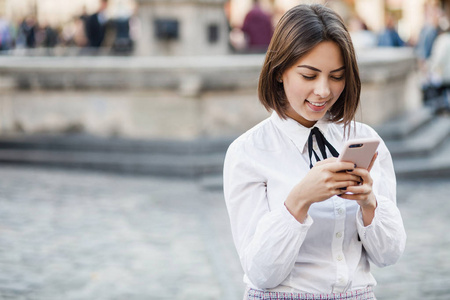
[{"x1": 314, "y1": 78, "x2": 331, "y2": 99}]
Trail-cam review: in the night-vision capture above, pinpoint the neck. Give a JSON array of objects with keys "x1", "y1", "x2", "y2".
[{"x1": 285, "y1": 112, "x2": 318, "y2": 128}]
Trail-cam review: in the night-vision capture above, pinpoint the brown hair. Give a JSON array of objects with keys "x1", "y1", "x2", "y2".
[{"x1": 258, "y1": 4, "x2": 360, "y2": 129}]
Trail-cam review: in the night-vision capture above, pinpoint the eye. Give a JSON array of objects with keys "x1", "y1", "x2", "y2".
[
  {"x1": 331, "y1": 74, "x2": 345, "y2": 81},
  {"x1": 302, "y1": 74, "x2": 316, "y2": 80}
]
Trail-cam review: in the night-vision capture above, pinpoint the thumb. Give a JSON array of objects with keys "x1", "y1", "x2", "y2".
[{"x1": 367, "y1": 152, "x2": 378, "y2": 172}]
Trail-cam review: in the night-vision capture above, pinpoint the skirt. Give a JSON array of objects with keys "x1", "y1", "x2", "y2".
[{"x1": 246, "y1": 286, "x2": 375, "y2": 300}]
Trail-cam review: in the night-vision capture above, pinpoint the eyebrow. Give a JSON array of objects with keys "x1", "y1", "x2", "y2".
[{"x1": 297, "y1": 65, "x2": 345, "y2": 73}]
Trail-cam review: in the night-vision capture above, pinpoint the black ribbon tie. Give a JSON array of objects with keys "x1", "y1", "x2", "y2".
[{"x1": 307, "y1": 127, "x2": 339, "y2": 169}]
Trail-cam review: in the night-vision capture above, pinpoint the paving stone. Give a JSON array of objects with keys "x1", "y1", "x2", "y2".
[
  {"x1": 0, "y1": 166, "x2": 448, "y2": 300},
  {"x1": 372, "y1": 178, "x2": 450, "y2": 299},
  {"x1": 0, "y1": 166, "x2": 243, "y2": 300}
]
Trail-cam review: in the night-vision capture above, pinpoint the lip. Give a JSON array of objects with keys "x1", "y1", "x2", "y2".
[{"x1": 306, "y1": 99, "x2": 328, "y2": 112}]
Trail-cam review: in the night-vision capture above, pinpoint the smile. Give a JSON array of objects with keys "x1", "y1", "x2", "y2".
[{"x1": 306, "y1": 100, "x2": 328, "y2": 107}]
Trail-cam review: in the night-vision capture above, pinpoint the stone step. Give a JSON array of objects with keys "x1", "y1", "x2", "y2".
[
  {"x1": 394, "y1": 138, "x2": 450, "y2": 178},
  {"x1": 1, "y1": 108, "x2": 449, "y2": 179},
  {"x1": 0, "y1": 134, "x2": 234, "y2": 155},
  {"x1": 385, "y1": 115, "x2": 450, "y2": 158},
  {"x1": 203, "y1": 135, "x2": 450, "y2": 189},
  {"x1": 204, "y1": 115, "x2": 450, "y2": 189},
  {"x1": 0, "y1": 149, "x2": 226, "y2": 178},
  {"x1": 0, "y1": 134, "x2": 234, "y2": 178},
  {"x1": 200, "y1": 174, "x2": 224, "y2": 191},
  {"x1": 374, "y1": 106, "x2": 434, "y2": 140}
]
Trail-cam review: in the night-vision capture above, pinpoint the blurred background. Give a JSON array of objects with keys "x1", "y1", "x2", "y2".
[{"x1": 0, "y1": 0, "x2": 449, "y2": 299}]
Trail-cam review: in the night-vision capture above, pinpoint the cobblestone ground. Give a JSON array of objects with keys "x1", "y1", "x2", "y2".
[
  {"x1": 0, "y1": 166, "x2": 244, "y2": 300},
  {"x1": 0, "y1": 166, "x2": 449, "y2": 300},
  {"x1": 372, "y1": 178, "x2": 450, "y2": 300}
]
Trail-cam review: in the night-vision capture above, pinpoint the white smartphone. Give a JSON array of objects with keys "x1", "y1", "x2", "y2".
[{"x1": 337, "y1": 138, "x2": 380, "y2": 169}]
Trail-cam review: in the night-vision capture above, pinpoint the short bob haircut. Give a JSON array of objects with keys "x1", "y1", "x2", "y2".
[{"x1": 258, "y1": 4, "x2": 360, "y2": 130}]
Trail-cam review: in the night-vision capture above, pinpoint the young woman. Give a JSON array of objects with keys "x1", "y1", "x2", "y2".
[{"x1": 223, "y1": 4, "x2": 406, "y2": 300}]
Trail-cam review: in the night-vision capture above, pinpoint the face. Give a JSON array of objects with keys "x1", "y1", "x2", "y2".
[{"x1": 281, "y1": 41, "x2": 346, "y2": 128}]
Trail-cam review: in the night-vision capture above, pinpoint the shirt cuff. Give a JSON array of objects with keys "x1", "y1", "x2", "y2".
[
  {"x1": 356, "y1": 205, "x2": 376, "y2": 228},
  {"x1": 356, "y1": 195, "x2": 392, "y2": 238},
  {"x1": 281, "y1": 203, "x2": 313, "y2": 229}
]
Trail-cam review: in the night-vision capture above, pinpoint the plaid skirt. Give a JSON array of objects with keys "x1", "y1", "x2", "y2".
[{"x1": 246, "y1": 286, "x2": 375, "y2": 300}]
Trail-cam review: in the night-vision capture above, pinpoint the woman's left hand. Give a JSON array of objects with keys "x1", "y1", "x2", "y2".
[
  {"x1": 339, "y1": 152, "x2": 378, "y2": 226},
  {"x1": 339, "y1": 167, "x2": 376, "y2": 207}
]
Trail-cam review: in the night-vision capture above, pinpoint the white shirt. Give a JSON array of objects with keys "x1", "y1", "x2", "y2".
[
  {"x1": 223, "y1": 112, "x2": 406, "y2": 294},
  {"x1": 429, "y1": 32, "x2": 450, "y2": 85}
]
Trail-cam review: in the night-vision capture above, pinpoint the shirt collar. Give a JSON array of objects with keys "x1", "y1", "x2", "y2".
[{"x1": 270, "y1": 111, "x2": 330, "y2": 153}]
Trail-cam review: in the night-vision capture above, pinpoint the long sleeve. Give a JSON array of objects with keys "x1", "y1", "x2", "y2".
[
  {"x1": 429, "y1": 33, "x2": 450, "y2": 84},
  {"x1": 356, "y1": 138, "x2": 406, "y2": 267},
  {"x1": 223, "y1": 138, "x2": 313, "y2": 289},
  {"x1": 223, "y1": 115, "x2": 406, "y2": 293}
]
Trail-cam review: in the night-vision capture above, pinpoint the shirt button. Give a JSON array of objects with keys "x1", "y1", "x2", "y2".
[
  {"x1": 337, "y1": 208, "x2": 344, "y2": 215},
  {"x1": 338, "y1": 276, "x2": 346, "y2": 284},
  {"x1": 337, "y1": 254, "x2": 344, "y2": 261},
  {"x1": 336, "y1": 232, "x2": 343, "y2": 238}
]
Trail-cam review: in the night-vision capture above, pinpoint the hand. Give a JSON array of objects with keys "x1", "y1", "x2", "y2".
[
  {"x1": 339, "y1": 152, "x2": 378, "y2": 226},
  {"x1": 285, "y1": 157, "x2": 361, "y2": 222},
  {"x1": 338, "y1": 168, "x2": 376, "y2": 206},
  {"x1": 339, "y1": 152, "x2": 377, "y2": 204}
]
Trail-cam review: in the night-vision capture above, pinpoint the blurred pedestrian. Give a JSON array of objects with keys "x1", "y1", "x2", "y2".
[
  {"x1": 241, "y1": 0, "x2": 273, "y2": 53},
  {"x1": 128, "y1": 6, "x2": 141, "y2": 51},
  {"x1": 86, "y1": 0, "x2": 109, "y2": 49},
  {"x1": 78, "y1": 6, "x2": 89, "y2": 46},
  {"x1": 80, "y1": 5, "x2": 89, "y2": 29},
  {"x1": 348, "y1": 15, "x2": 377, "y2": 49},
  {"x1": 377, "y1": 13, "x2": 405, "y2": 47},
  {"x1": 19, "y1": 16, "x2": 37, "y2": 48},
  {"x1": 416, "y1": 4, "x2": 441, "y2": 62},
  {"x1": 429, "y1": 25, "x2": 450, "y2": 84},
  {"x1": 426, "y1": 21, "x2": 450, "y2": 111},
  {"x1": 0, "y1": 15, "x2": 13, "y2": 51},
  {"x1": 416, "y1": 4, "x2": 442, "y2": 106},
  {"x1": 224, "y1": 4, "x2": 406, "y2": 299},
  {"x1": 42, "y1": 23, "x2": 58, "y2": 48},
  {"x1": 73, "y1": 17, "x2": 88, "y2": 47}
]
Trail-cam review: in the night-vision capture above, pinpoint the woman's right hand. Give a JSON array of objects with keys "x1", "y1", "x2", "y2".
[{"x1": 284, "y1": 158, "x2": 361, "y2": 223}]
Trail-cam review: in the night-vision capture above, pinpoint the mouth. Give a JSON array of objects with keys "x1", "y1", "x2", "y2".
[{"x1": 306, "y1": 99, "x2": 328, "y2": 111}]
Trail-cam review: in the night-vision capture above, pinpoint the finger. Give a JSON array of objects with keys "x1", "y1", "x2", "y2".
[
  {"x1": 345, "y1": 184, "x2": 371, "y2": 195},
  {"x1": 334, "y1": 180, "x2": 360, "y2": 191},
  {"x1": 367, "y1": 152, "x2": 378, "y2": 172},
  {"x1": 346, "y1": 168, "x2": 371, "y2": 184},
  {"x1": 339, "y1": 193, "x2": 370, "y2": 201},
  {"x1": 327, "y1": 161, "x2": 357, "y2": 173},
  {"x1": 314, "y1": 157, "x2": 338, "y2": 167},
  {"x1": 334, "y1": 172, "x2": 362, "y2": 183}
]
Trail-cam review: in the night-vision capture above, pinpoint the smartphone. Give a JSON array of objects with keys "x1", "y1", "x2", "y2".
[{"x1": 337, "y1": 138, "x2": 380, "y2": 169}]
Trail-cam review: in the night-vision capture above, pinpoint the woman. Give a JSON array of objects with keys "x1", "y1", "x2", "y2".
[{"x1": 223, "y1": 4, "x2": 406, "y2": 300}]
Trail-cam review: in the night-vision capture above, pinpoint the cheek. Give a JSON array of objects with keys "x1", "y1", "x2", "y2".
[
  {"x1": 328, "y1": 83, "x2": 345, "y2": 105},
  {"x1": 335, "y1": 81, "x2": 346, "y2": 96},
  {"x1": 284, "y1": 88, "x2": 307, "y2": 108},
  {"x1": 284, "y1": 81, "x2": 309, "y2": 99}
]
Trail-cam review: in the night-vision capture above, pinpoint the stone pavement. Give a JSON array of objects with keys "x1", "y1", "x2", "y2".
[
  {"x1": 0, "y1": 166, "x2": 449, "y2": 300},
  {"x1": 0, "y1": 166, "x2": 244, "y2": 300}
]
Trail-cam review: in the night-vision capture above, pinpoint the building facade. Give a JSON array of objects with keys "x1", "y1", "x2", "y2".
[
  {"x1": 229, "y1": 0, "x2": 450, "y2": 45},
  {"x1": 0, "y1": 0, "x2": 136, "y2": 26}
]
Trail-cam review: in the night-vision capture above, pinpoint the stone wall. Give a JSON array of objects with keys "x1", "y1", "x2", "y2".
[
  {"x1": 0, "y1": 48, "x2": 420, "y2": 139},
  {"x1": 135, "y1": 0, "x2": 229, "y2": 56}
]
